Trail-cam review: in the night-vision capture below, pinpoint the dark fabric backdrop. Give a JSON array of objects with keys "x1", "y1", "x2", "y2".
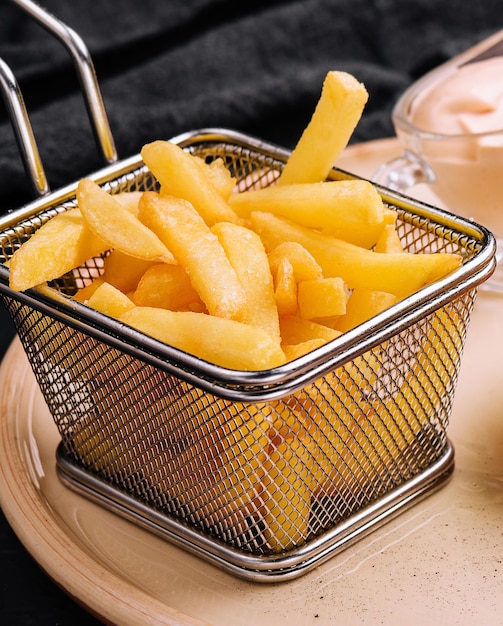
[{"x1": 0, "y1": 1, "x2": 502, "y2": 623}]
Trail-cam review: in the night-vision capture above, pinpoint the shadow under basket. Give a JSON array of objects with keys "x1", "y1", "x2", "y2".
[{"x1": 0, "y1": 129, "x2": 496, "y2": 581}]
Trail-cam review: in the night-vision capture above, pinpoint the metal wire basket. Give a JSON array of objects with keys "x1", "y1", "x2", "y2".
[{"x1": 0, "y1": 0, "x2": 496, "y2": 582}]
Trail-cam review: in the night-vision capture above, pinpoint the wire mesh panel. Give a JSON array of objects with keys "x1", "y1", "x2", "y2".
[{"x1": 0, "y1": 130, "x2": 494, "y2": 580}]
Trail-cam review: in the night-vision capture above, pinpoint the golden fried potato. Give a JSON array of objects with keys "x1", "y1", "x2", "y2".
[
  {"x1": 230, "y1": 180, "x2": 385, "y2": 248},
  {"x1": 273, "y1": 257, "x2": 298, "y2": 316},
  {"x1": 374, "y1": 222, "x2": 404, "y2": 253},
  {"x1": 138, "y1": 191, "x2": 247, "y2": 321},
  {"x1": 9, "y1": 208, "x2": 108, "y2": 292},
  {"x1": 278, "y1": 71, "x2": 369, "y2": 185},
  {"x1": 73, "y1": 275, "x2": 106, "y2": 302},
  {"x1": 297, "y1": 277, "x2": 348, "y2": 319},
  {"x1": 141, "y1": 140, "x2": 240, "y2": 226},
  {"x1": 132, "y1": 263, "x2": 203, "y2": 311},
  {"x1": 335, "y1": 288, "x2": 398, "y2": 333},
  {"x1": 268, "y1": 241, "x2": 322, "y2": 282},
  {"x1": 261, "y1": 435, "x2": 313, "y2": 552},
  {"x1": 76, "y1": 178, "x2": 174, "y2": 263},
  {"x1": 282, "y1": 339, "x2": 328, "y2": 361},
  {"x1": 194, "y1": 156, "x2": 237, "y2": 200},
  {"x1": 280, "y1": 315, "x2": 341, "y2": 345},
  {"x1": 176, "y1": 405, "x2": 270, "y2": 528},
  {"x1": 120, "y1": 306, "x2": 286, "y2": 370},
  {"x1": 112, "y1": 190, "x2": 144, "y2": 216},
  {"x1": 86, "y1": 281, "x2": 135, "y2": 318},
  {"x1": 212, "y1": 221, "x2": 280, "y2": 342},
  {"x1": 102, "y1": 249, "x2": 155, "y2": 294}
]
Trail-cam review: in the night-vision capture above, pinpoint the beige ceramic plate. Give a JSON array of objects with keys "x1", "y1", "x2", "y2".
[{"x1": 1, "y1": 139, "x2": 502, "y2": 626}]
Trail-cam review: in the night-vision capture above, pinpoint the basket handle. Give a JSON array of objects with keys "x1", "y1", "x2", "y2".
[
  {"x1": 0, "y1": 56, "x2": 49, "y2": 196},
  {"x1": 4, "y1": 0, "x2": 118, "y2": 195}
]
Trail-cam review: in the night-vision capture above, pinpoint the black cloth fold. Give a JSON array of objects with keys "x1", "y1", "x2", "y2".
[{"x1": 0, "y1": 1, "x2": 502, "y2": 623}]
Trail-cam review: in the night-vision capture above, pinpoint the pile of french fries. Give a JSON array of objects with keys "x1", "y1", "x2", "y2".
[
  {"x1": 9, "y1": 70, "x2": 461, "y2": 372},
  {"x1": 7, "y1": 71, "x2": 463, "y2": 552}
]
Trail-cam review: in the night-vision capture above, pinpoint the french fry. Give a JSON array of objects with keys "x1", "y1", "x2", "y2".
[
  {"x1": 132, "y1": 263, "x2": 203, "y2": 311},
  {"x1": 86, "y1": 281, "x2": 136, "y2": 318},
  {"x1": 138, "y1": 191, "x2": 247, "y2": 321},
  {"x1": 9, "y1": 208, "x2": 108, "y2": 292},
  {"x1": 374, "y1": 222, "x2": 404, "y2": 253},
  {"x1": 141, "y1": 140, "x2": 240, "y2": 226},
  {"x1": 298, "y1": 371, "x2": 384, "y2": 498},
  {"x1": 112, "y1": 190, "x2": 144, "y2": 216},
  {"x1": 212, "y1": 221, "x2": 280, "y2": 342},
  {"x1": 335, "y1": 288, "x2": 398, "y2": 333},
  {"x1": 230, "y1": 180, "x2": 385, "y2": 248},
  {"x1": 273, "y1": 257, "x2": 298, "y2": 316},
  {"x1": 261, "y1": 435, "x2": 313, "y2": 552},
  {"x1": 250, "y1": 211, "x2": 462, "y2": 298},
  {"x1": 194, "y1": 156, "x2": 237, "y2": 200},
  {"x1": 120, "y1": 306, "x2": 286, "y2": 370},
  {"x1": 279, "y1": 315, "x2": 341, "y2": 345},
  {"x1": 305, "y1": 315, "x2": 341, "y2": 330},
  {"x1": 268, "y1": 395, "x2": 348, "y2": 491},
  {"x1": 102, "y1": 249, "x2": 155, "y2": 294},
  {"x1": 278, "y1": 71, "x2": 369, "y2": 185},
  {"x1": 176, "y1": 405, "x2": 270, "y2": 528},
  {"x1": 268, "y1": 241, "x2": 322, "y2": 282},
  {"x1": 282, "y1": 339, "x2": 327, "y2": 361},
  {"x1": 71, "y1": 414, "x2": 128, "y2": 476},
  {"x1": 76, "y1": 178, "x2": 175, "y2": 263},
  {"x1": 297, "y1": 277, "x2": 348, "y2": 319},
  {"x1": 73, "y1": 275, "x2": 106, "y2": 302}
]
